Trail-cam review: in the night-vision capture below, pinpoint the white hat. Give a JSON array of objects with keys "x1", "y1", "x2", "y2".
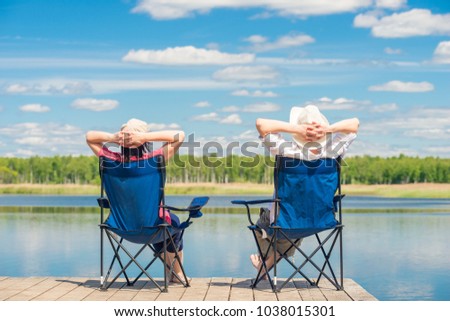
[
  {"x1": 120, "y1": 118, "x2": 149, "y2": 133},
  {"x1": 289, "y1": 105, "x2": 329, "y2": 148}
]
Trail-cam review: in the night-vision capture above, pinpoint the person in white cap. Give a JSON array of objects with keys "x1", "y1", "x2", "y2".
[
  {"x1": 250, "y1": 105, "x2": 359, "y2": 278},
  {"x1": 86, "y1": 118, "x2": 187, "y2": 283}
]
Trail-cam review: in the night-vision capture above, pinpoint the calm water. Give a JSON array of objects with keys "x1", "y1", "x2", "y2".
[{"x1": 0, "y1": 195, "x2": 449, "y2": 301}]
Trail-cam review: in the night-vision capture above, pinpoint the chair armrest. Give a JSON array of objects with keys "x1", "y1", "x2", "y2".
[
  {"x1": 97, "y1": 197, "x2": 110, "y2": 209},
  {"x1": 161, "y1": 196, "x2": 209, "y2": 219},
  {"x1": 231, "y1": 199, "x2": 279, "y2": 226},
  {"x1": 333, "y1": 194, "x2": 345, "y2": 212},
  {"x1": 231, "y1": 199, "x2": 280, "y2": 206}
]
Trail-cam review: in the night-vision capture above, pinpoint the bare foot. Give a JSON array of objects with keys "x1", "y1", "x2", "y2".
[
  {"x1": 250, "y1": 254, "x2": 260, "y2": 269},
  {"x1": 250, "y1": 254, "x2": 268, "y2": 280},
  {"x1": 170, "y1": 274, "x2": 191, "y2": 284}
]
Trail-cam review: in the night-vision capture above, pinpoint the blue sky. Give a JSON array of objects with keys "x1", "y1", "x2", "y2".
[{"x1": 0, "y1": 0, "x2": 449, "y2": 157}]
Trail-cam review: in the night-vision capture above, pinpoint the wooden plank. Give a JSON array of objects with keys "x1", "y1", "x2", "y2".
[
  {"x1": 7, "y1": 277, "x2": 67, "y2": 301},
  {"x1": 276, "y1": 279, "x2": 302, "y2": 301},
  {"x1": 252, "y1": 279, "x2": 278, "y2": 301},
  {"x1": 0, "y1": 277, "x2": 47, "y2": 301},
  {"x1": 343, "y1": 279, "x2": 377, "y2": 301},
  {"x1": 132, "y1": 281, "x2": 163, "y2": 301},
  {"x1": 318, "y1": 278, "x2": 352, "y2": 301},
  {"x1": 156, "y1": 282, "x2": 188, "y2": 301},
  {"x1": 180, "y1": 278, "x2": 211, "y2": 301},
  {"x1": 83, "y1": 280, "x2": 125, "y2": 301},
  {"x1": 294, "y1": 279, "x2": 327, "y2": 301},
  {"x1": 204, "y1": 277, "x2": 232, "y2": 301},
  {"x1": 0, "y1": 277, "x2": 376, "y2": 301},
  {"x1": 108, "y1": 280, "x2": 147, "y2": 301},
  {"x1": 229, "y1": 278, "x2": 254, "y2": 301},
  {"x1": 32, "y1": 278, "x2": 85, "y2": 301},
  {"x1": 57, "y1": 278, "x2": 97, "y2": 301}
]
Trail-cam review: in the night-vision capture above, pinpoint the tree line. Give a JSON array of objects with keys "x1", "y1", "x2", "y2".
[{"x1": 0, "y1": 154, "x2": 449, "y2": 185}]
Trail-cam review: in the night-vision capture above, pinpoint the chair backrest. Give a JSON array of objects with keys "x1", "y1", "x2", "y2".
[
  {"x1": 274, "y1": 156, "x2": 340, "y2": 236},
  {"x1": 100, "y1": 155, "x2": 165, "y2": 236}
]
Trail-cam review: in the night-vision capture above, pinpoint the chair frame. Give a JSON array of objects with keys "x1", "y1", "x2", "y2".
[
  {"x1": 97, "y1": 155, "x2": 206, "y2": 292},
  {"x1": 233, "y1": 155, "x2": 345, "y2": 292}
]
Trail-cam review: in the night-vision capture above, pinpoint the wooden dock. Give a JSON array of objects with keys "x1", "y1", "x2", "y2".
[{"x1": 0, "y1": 277, "x2": 376, "y2": 301}]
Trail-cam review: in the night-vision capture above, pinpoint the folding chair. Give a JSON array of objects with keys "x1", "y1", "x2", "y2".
[
  {"x1": 232, "y1": 155, "x2": 344, "y2": 292},
  {"x1": 97, "y1": 155, "x2": 208, "y2": 292}
]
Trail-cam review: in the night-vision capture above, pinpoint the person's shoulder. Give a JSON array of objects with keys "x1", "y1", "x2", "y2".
[{"x1": 99, "y1": 145, "x2": 122, "y2": 161}]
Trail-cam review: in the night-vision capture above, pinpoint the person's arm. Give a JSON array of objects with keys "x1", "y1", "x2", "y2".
[
  {"x1": 326, "y1": 118, "x2": 359, "y2": 134},
  {"x1": 123, "y1": 130, "x2": 185, "y2": 161},
  {"x1": 85, "y1": 131, "x2": 121, "y2": 156},
  {"x1": 255, "y1": 118, "x2": 324, "y2": 142}
]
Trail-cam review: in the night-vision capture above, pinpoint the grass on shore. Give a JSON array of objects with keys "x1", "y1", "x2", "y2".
[{"x1": 0, "y1": 182, "x2": 449, "y2": 198}]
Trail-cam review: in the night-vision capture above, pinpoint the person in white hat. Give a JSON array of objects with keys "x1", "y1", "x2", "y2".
[
  {"x1": 256, "y1": 104, "x2": 359, "y2": 160},
  {"x1": 86, "y1": 118, "x2": 187, "y2": 283},
  {"x1": 250, "y1": 105, "x2": 359, "y2": 278}
]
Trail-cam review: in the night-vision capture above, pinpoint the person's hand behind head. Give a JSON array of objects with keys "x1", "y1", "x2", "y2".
[
  {"x1": 302, "y1": 122, "x2": 327, "y2": 142},
  {"x1": 120, "y1": 131, "x2": 144, "y2": 148}
]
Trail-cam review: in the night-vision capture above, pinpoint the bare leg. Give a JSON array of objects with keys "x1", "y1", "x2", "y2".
[
  {"x1": 250, "y1": 254, "x2": 277, "y2": 280},
  {"x1": 164, "y1": 250, "x2": 188, "y2": 283}
]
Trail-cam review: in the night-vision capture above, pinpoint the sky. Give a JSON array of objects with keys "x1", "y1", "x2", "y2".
[{"x1": 0, "y1": 0, "x2": 449, "y2": 158}]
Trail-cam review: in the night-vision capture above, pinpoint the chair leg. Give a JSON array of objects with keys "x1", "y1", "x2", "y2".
[
  {"x1": 104, "y1": 232, "x2": 163, "y2": 291},
  {"x1": 250, "y1": 230, "x2": 274, "y2": 289}
]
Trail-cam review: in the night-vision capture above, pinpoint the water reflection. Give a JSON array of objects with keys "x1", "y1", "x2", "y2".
[{"x1": 0, "y1": 210, "x2": 450, "y2": 301}]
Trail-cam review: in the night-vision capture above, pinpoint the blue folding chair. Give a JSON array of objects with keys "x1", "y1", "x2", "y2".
[
  {"x1": 97, "y1": 155, "x2": 208, "y2": 292},
  {"x1": 232, "y1": 155, "x2": 344, "y2": 292}
]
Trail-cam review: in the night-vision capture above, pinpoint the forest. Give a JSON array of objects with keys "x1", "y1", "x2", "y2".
[{"x1": 0, "y1": 154, "x2": 449, "y2": 185}]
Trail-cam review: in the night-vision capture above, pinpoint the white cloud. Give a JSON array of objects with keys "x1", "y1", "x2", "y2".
[
  {"x1": 424, "y1": 146, "x2": 450, "y2": 154},
  {"x1": 432, "y1": 41, "x2": 450, "y2": 64},
  {"x1": 192, "y1": 112, "x2": 242, "y2": 125},
  {"x1": 231, "y1": 89, "x2": 278, "y2": 97},
  {"x1": 353, "y1": 11, "x2": 380, "y2": 28},
  {"x1": 219, "y1": 113, "x2": 242, "y2": 124},
  {"x1": 308, "y1": 97, "x2": 370, "y2": 110},
  {"x1": 5, "y1": 84, "x2": 29, "y2": 93},
  {"x1": 15, "y1": 136, "x2": 47, "y2": 146},
  {"x1": 3, "y1": 81, "x2": 92, "y2": 95},
  {"x1": 0, "y1": 122, "x2": 85, "y2": 155},
  {"x1": 194, "y1": 101, "x2": 211, "y2": 108},
  {"x1": 369, "y1": 80, "x2": 434, "y2": 92},
  {"x1": 131, "y1": 0, "x2": 372, "y2": 20},
  {"x1": 192, "y1": 112, "x2": 220, "y2": 122},
  {"x1": 19, "y1": 104, "x2": 50, "y2": 113},
  {"x1": 71, "y1": 98, "x2": 119, "y2": 111},
  {"x1": 363, "y1": 108, "x2": 450, "y2": 133},
  {"x1": 147, "y1": 123, "x2": 180, "y2": 130},
  {"x1": 242, "y1": 102, "x2": 280, "y2": 113},
  {"x1": 405, "y1": 128, "x2": 450, "y2": 140},
  {"x1": 354, "y1": 9, "x2": 450, "y2": 38},
  {"x1": 122, "y1": 46, "x2": 255, "y2": 65},
  {"x1": 221, "y1": 105, "x2": 240, "y2": 112},
  {"x1": 245, "y1": 35, "x2": 267, "y2": 44},
  {"x1": 384, "y1": 47, "x2": 402, "y2": 55},
  {"x1": 245, "y1": 33, "x2": 315, "y2": 52},
  {"x1": 213, "y1": 65, "x2": 279, "y2": 82},
  {"x1": 375, "y1": 0, "x2": 406, "y2": 9},
  {"x1": 372, "y1": 103, "x2": 399, "y2": 112}
]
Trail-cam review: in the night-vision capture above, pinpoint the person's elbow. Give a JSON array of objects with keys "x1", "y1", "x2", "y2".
[
  {"x1": 351, "y1": 118, "x2": 360, "y2": 133},
  {"x1": 176, "y1": 130, "x2": 185, "y2": 142},
  {"x1": 255, "y1": 118, "x2": 266, "y2": 137},
  {"x1": 85, "y1": 131, "x2": 94, "y2": 144}
]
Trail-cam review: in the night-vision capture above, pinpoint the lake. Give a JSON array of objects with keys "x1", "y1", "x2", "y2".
[{"x1": 0, "y1": 195, "x2": 449, "y2": 301}]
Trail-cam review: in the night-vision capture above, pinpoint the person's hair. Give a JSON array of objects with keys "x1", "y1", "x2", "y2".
[{"x1": 121, "y1": 142, "x2": 153, "y2": 161}]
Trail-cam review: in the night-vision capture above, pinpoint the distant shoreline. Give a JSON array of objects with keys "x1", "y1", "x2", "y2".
[{"x1": 0, "y1": 183, "x2": 449, "y2": 198}]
